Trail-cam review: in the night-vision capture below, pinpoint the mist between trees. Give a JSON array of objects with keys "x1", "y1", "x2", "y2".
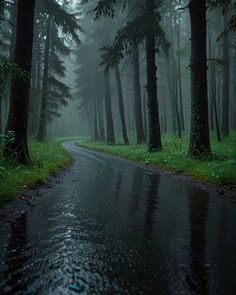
[{"x1": 0, "y1": 0, "x2": 236, "y2": 165}]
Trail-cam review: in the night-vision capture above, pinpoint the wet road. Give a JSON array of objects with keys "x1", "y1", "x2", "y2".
[{"x1": 0, "y1": 142, "x2": 236, "y2": 295}]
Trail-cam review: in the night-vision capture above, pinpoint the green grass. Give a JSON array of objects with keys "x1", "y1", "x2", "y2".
[
  {"x1": 0, "y1": 140, "x2": 71, "y2": 205},
  {"x1": 77, "y1": 133, "x2": 236, "y2": 188}
]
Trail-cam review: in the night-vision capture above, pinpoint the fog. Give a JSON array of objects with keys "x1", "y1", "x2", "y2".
[{"x1": 0, "y1": 0, "x2": 235, "y2": 152}]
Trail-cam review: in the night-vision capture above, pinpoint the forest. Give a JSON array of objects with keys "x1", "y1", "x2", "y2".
[
  {"x1": 0, "y1": 0, "x2": 235, "y2": 200},
  {"x1": 0, "y1": 1, "x2": 236, "y2": 294}
]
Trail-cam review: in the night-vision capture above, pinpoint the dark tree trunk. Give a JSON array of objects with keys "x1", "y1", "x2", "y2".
[
  {"x1": 177, "y1": 23, "x2": 185, "y2": 132},
  {"x1": 188, "y1": 0, "x2": 211, "y2": 158},
  {"x1": 132, "y1": 39, "x2": 146, "y2": 144},
  {"x1": 0, "y1": 94, "x2": 2, "y2": 134},
  {"x1": 145, "y1": 0, "x2": 162, "y2": 152},
  {"x1": 37, "y1": 17, "x2": 51, "y2": 142},
  {"x1": 142, "y1": 91, "x2": 148, "y2": 139},
  {"x1": 208, "y1": 28, "x2": 221, "y2": 142},
  {"x1": 97, "y1": 99, "x2": 105, "y2": 141},
  {"x1": 175, "y1": 80, "x2": 182, "y2": 139},
  {"x1": 167, "y1": 58, "x2": 177, "y2": 133},
  {"x1": 114, "y1": 64, "x2": 129, "y2": 145},
  {"x1": 4, "y1": 0, "x2": 36, "y2": 165},
  {"x1": 104, "y1": 72, "x2": 115, "y2": 144},
  {"x1": 221, "y1": 7, "x2": 230, "y2": 137},
  {"x1": 93, "y1": 98, "x2": 99, "y2": 141}
]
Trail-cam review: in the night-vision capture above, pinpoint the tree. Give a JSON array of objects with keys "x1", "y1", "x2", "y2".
[
  {"x1": 104, "y1": 71, "x2": 115, "y2": 144},
  {"x1": 114, "y1": 64, "x2": 129, "y2": 145},
  {"x1": 145, "y1": 0, "x2": 163, "y2": 151},
  {"x1": 188, "y1": 0, "x2": 211, "y2": 158},
  {"x1": 36, "y1": 1, "x2": 81, "y2": 141},
  {"x1": 98, "y1": 0, "x2": 169, "y2": 151},
  {"x1": 221, "y1": 6, "x2": 230, "y2": 137},
  {"x1": 37, "y1": 17, "x2": 51, "y2": 141},
  {"x1": 4, "y1": 0, "x2": 36, "y2": 164}
]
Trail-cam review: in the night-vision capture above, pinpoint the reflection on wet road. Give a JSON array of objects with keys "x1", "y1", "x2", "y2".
[{"x1": 0, "y1": 142, "x2": 236, "y2": 294}]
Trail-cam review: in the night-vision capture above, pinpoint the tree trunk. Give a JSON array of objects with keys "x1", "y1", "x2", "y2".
[
  {"x1": 176, "y1": 19, "x2": 185, "y2": 132},
  {"x1": 37, "y1": 17, "x2": 51, "y2": 142},
  {"x1": 221, "y1": 7, "x2": 230, "y2": 137},
  {"x1": 114, "y1": 64, "x2": 129, "y2": 145},
  {"x1": 208, "y1": 28, "x2": 221, "y2": 142},
  {"x1": 0, "y1": 94, "x2": 2, "y2": 134},
  {"x1": 175, "y1": 78, "x2": 182, "y2": 139},
  {"x1": 132, "y1": 39, "x2": 146, "y2": 144},
  {"x1": 142, "y1": 91, "x2": 148, "y2": 139},
  {"x1": 104, "y1": 72, "x2": 115, "y2": 144},
  {"x1": 145, "y1": 0, "x2": 162, "y2": 152},
  {"x1": 97, "y1": 99, "x2": 105, "y2": 141},
  {"x1": 93, "y1": 98, "x2": 99, "y2": 141},
  {"x1": 4, "y1": 0, "x2": 36, "y2": 165},
  {"x1": 188, "y1": 0, "x2": 211, "y2": 158}
]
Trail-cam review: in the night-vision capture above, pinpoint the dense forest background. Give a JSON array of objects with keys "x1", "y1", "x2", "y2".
[{"x1": 0, "y1": 0, "x2": 236, "y2": 165}]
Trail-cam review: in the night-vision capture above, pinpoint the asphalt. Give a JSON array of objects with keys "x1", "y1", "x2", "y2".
[{"x1": 0, "y1": 142, "x2": 236, "y2": 294}]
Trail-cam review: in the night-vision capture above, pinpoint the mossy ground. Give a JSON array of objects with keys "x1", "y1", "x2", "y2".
[
  {"x1": 0, "y1": 140, "x2": 71, "y2": 205},
  {"x1": 77, "y1": 133, "x2": 236, "y2": 189}
]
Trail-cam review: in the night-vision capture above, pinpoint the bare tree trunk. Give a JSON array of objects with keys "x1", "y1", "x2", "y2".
[
  {"x1": 97, "y1": 98, "x2": 105, "y2": 141},
  {"x1": 146, "y1": 0, "x2": 162, "y2": 152},
  {"x1": 132, "y1": 39, "x2": 146, "y2": 144},
  {"x1": 0, "y1": 94, "x2": 2, "y2": 134},
  {"x1": 4, "y1": 0, "x2": 36, "y2": 164},
  {"x1": 114, "y1": 64, "x2": 129, "y2": 145},
  {"x1": 142, "y1": 91, "x2": 148, "y2": 139},
  {"x1": 188, "y1": 0, "x2": 211, "y2": 158},
  {"x1": 175, "y1": 79, "x2": 181, "y2": 139},
  {"x1": 208, "y1": 27, "x2": 221, "y2": 141},
  {"x1": 104, "y1": 72, "x2": 115, "y2": 144},
  {"x1": 37, "y1": 17, "x2": 51, "y2": 142},
  {"x1": 221, "y1": 7, "x2": 230, "y2": 137},
  {"x1": 176, "y1": 18, "x2": 185, "y2": 132},
  {"x1": 93, "y1": 98, "x2": 99, "y2": 141}
]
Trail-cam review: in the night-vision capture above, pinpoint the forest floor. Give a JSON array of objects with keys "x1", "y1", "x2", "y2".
[
  {"x1": 0, "y1": 140, "x2": 71, "y2": 205},
  {"x1": 77, "y1": 133, "x2": 236, "y2": 193}
]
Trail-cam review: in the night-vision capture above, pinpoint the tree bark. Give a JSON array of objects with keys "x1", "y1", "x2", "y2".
[
  {"x1": 142, "y1": 91, "x2": 148, "y2": 139},
  {"x1": 208, "y1": 28, "x2": 221, "y2": 142},
  {"x1": 114, "y1": 64, "x2": 129, "y2": 145},
  {"x1": 221, "y1": 7, "x2": 230, "y2": 137},
  {"x1": 4, "y1": 0, "x2": 36, "y2": 165},
  {"x1": 0, "y1": 94, "x2": 2, "y2": 134},
  {"x1": 104, "y1": 72, "x2": 115, "y2": 144},
  {"x1": 37, "y1": 17, "x2": 51, "y2": 142},
  {"x1": 145, "y1": 0, "x2": 162, "y2": 152},
  {"x1": 188, "y1": 0, "x2": 211, "y2": 158},
  {"x1": 177, "y1": 21, "x2": 185, "y2": 132},
  {"x1": 97, "y1": 98, "x2": 105, "y2": 141},
  {"x1": 132, "y1": 39, "x2": 146, "y2": 144},
  {"x1": 93, "y1": 98, "x2": 99, "y2": 141}
]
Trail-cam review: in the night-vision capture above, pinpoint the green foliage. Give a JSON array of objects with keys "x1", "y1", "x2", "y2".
[
  {"x1": 39, "y1": 0, "x2": 83, "y2": 44},
  {"x1": 94, "y1": 0, "x2": 122, "y2": 18},
  {"x1": 78, "y1": 133, "x2": 236, "y2": 187},
  {"x1": 100, "y1": 2, "x2": 169, "y2": 72},
  {"x1": 0, "y1": 140, "x2": 71, "y2": 204}
]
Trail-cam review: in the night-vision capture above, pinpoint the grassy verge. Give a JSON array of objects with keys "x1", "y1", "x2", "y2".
[
  {"x1": 0, "y1": 140, "x2": 71, "y2": 205},
  {"x1": 77, "y1": 134, "x2": 236, "y2": 189}
]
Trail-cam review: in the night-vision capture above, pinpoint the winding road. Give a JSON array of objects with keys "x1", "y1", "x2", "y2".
[{"x1": 0, "y1": 142, "x2": 236, "y2": 294}]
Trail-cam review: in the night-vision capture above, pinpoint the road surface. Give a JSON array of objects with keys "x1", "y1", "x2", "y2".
[{"x1": 0, "y1": 142, "x2": 236, "y2": 294}]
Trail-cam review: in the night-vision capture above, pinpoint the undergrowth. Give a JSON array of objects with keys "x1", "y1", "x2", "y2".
[
  {"x1": 77, "y1": 133, "x2": 236, "y2": 188},
  {"x1": 0, "y1": 140, "x2": 70, "y2": 205}
]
